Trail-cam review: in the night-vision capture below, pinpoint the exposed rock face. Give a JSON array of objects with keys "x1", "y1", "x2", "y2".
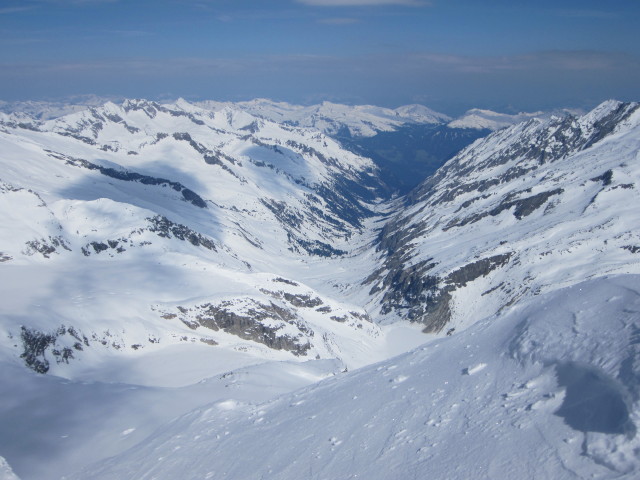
[
  {"x1": 24, "y1": 236, "x2": 71, "y2": 258},
  {"x1": 19, "y1": 326, "x2": 89, "y2": 373},
  {"x1": 444, "y1": 188, "x2": 564, "y2": 230},
  {"x1": 46, "y1": 151, "x2": 207, "y2": 208},
  {"x1": 147, "y1": 216, "x2": 217, "y2": 251},
  {"x1": 163, "y1": 299, "x2": 312, "y2": 356},
  {"x1": 369, "y1": 253, "x2": 512, "y2": 332}
]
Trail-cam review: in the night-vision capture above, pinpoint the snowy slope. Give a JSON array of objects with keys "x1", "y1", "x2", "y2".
[
  {"x1": 75, "y1": 274, "x2": 640, "y2": 480},
  {"x1": 368, "y1": 100, "x2": 640, "y2": 333},
  {"x1": 448, "y1": 107, "x2": 584, "y2": 131},
  {"x1": 0, "y1": 356, "x2": 347, "y2": 480},
  {"x1": 0, "y1": 97, "x2": 396, "y2": 381},
  {"x1": 0, "y1": 97, "x2": 426, "y2": 479},
  {"x1": 2, "y1": 98, "x2": 640, "y2": 479},
  {"x1": 0, "y1": 458, "x2": 19, "y2": 480}
]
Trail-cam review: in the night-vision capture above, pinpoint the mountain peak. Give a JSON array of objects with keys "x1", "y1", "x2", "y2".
[
  {"x1": 447, "y1": 108, "x2": 545, "y2": 131},
  {"x1": 394, "y1": 104, "x2": 452, "y2": 123}
]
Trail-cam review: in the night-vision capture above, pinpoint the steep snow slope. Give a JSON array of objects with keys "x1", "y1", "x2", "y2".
[
  {"x1": 75, "y1": 274, "x2": 640, "y2": 480},
  {"x1": 368, "y1": 101, "x2": 640, "y2": 332}
]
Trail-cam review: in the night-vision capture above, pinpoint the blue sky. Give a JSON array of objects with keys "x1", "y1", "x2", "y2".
[{"x1": 1, "y1": 0, "x2": 639, "y2": 113}]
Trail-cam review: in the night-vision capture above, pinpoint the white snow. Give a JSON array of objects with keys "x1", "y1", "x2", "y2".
[
  {"x1": 0, "y1": 458, "x2": 20, "y2": 480},
  {"x1": 73, "y1": 275, "x2": 640, "y2": 480},
  {"x1": 448, "y1": 108, "x2": 545, "y2": 130},
  {"x1": 0, "y1": 98, "x2": 639, "y2": 479},
  {"x1": 195, "y1": 98, "x2": 451, "y2": 137}
]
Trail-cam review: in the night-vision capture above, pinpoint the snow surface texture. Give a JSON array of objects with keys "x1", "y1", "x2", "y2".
[
  {"x1": 75, "y1": 275, "x2": 640, "y2": 480},
  {"x1": 1, "y1": 98, "x2": 639, "y2": 479}
]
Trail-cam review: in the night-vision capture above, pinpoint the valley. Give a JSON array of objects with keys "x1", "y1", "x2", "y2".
[{"x1": 0, "y1": 98, "x2": 639, "y2": 479}]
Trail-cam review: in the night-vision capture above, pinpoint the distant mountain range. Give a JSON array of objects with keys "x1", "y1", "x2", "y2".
[
  {"x1": 1, "y1": 97, "x2": 581, "y2": 195},
  {"x1": 1, "y1": 96, "x2": 573, "y2": 134}
]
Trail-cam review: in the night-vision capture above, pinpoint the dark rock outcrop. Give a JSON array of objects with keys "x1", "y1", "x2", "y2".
[{"x1": 167, "y1": 300, "x2": 312, "y2": 356}]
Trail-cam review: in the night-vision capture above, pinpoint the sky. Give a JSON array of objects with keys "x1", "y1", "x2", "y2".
[{"x1": 0, "y1": 0, "x2": 639, "y2": 114}]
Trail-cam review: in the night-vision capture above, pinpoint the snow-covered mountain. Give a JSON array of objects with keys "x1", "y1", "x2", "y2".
[
  {"x1": 0, "y1": 97, "x2": 399, "y2": 382},
  {"x1": 447, "y1": 108, "x2": 545, "y2": 130},
  {"x1": 1, "y1": 98, "x2": 640, "y2": 479},
  {"x1": 196, "y1": 98, "x2": 451, "y2": 138},
  {"x1": 2, "y1": 96, "x2": 555, "y2": 136},
  {"x1": 197, "y1": 98, "x2": 553, "y2": 136},
  {"x1": 0, "y1": 95, "x2": 121, "y2": 121},
  {"x1": 367, "y1": 100, "x2": 640, "y2": 333},
  {"x1": 448, "y1": 107, "x2": 584, "y2": 131}
]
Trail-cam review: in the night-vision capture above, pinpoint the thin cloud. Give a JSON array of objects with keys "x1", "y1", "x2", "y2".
[
  {"x1": 0, "y1": 6, "x2": 35, "y2": 14},
  {"x1": 1, "y1": 50, "x2": 637, "y2": 110},
  {"x1": 107, "y1": 30, "x2": 154, "y2": 38},
  {"x1": 7, "y1": 50, "x2": 634, "y2": 77},
  {"x1": 34, "y1": 0, "x2": 119, "y2": 5},
  {"x1": 407, "y1": 50, "x2": 640, "y2": 74},
  {"x1": 553, "y1": 9, "x2": 619, "y2": 19},
  {"x1": 318, "y1": 17, "x2": 360, "y2": 24},
  {"x1": 296, "y1": 0, "x2": 428, "y2": 6},
  {"x1": 0, "y1": 37, "x2": 46, "y2": 45}
]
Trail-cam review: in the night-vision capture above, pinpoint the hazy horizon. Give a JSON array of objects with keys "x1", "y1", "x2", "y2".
[{"x1": 1, "y1": 0, "x2": 639, "y2": 115}]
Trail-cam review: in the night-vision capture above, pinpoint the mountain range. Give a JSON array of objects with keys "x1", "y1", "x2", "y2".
[
  {"x1": 0, "y1": 97, "x2": 638, "y2": 479},
  {"x1": 1, "y1": 97, "x2": 543, "y2": 135}
]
